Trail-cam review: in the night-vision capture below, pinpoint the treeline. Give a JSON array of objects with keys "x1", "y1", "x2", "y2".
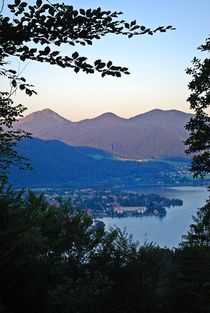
[
  {"x1": 74, "y1": 190, "x2": 183, "y2": 217},
  {"x1": 9, "y1": 138, "x2": 186, "y2": 189},
  {"x1": 117, "y1": 192, "x2": 183, "y2": 210},
  {"x1": 0, "y1": 183, "x2": 210, "y2": 313}
]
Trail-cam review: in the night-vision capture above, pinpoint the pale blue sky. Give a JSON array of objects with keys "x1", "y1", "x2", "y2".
[{"x1": 3, "y1": 0, "x2": 210, "y2": 120}]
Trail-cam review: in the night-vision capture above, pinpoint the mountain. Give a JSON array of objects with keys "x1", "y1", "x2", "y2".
[
  {"x1": 9, "y1": 138, "x2": 183, "y2": 188},
  {"x1": 15, "y1": 108, "x2": 193, "y2": 159},
  {"x1": 16, "y1": 108, "x2": 73, "y2": 137}
]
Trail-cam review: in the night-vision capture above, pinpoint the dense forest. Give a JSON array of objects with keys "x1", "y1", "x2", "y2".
[{"x1": 0, "y1": 185, "x2": 210, "y2": 313}]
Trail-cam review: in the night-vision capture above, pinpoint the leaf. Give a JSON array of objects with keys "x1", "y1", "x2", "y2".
[
  {"x1": 74, "y1": 67, "x2": 80, "y2": 73},
  {"x1": 96, "y1": 7, "x2": 101, "y2": 14},
  {"x1": 36, "y1": 0, "x2": 42, "y2": 7},
  {"x1": 86, "y1": 9, "x2": 92, "y2": 17},
  {"x1": 96, "y1": 62, "x2": 106, "y2": 69},
  {"x1": 110, "y1": 66, "x2": 120, "y2": 71},
  {"x1": 19, "y1": 84, "x2": 25, "y2": 90},
  {"x1": 78, "y1": 57, "x2": 87, "y2": 63},
  {"x1": 3, "y1": 17, "x2": 10, "y2": 23},
  {"x1": 8, "y1": 70, "x2": 17, "y2": 74},
  {"x1": 94, "y1": 59, "x2": 101, "y2": 66},
  {"x1": 49, "y1": 7, "x2": 55, "y2": 16},
  {"x1": 20, "y1": 55, "x2": 26, "y2": 61},
  {"x1": 8, "y1": 4, "x2": 15, "y2": 10},
  {"x1": 20, "y1": 2, "x2": 27, "y2": 7},
  {"x1": 131, "y1": 20, "x2": 136, "y2": 27},
  {"x1": 107, "y1": 61, "x2": 112, "y2": 68},
  {"x1": 131, "y1": 25, "x2": 140, "y2": 31},
  {"x1": 11, "y1": 80, "x2": 17, "y2": 88},
  {"x1": 125, "y1": 23, "x2": 129, "y2": 29},
  {"x1": 29, "y1": 48, "x2": 37, "y2": 55},
  {"x1": 15, "y1": 0, "x2": 21, "y2": 5},
  {"x1": 44, "y1": 46, "x2": 50, "y2": 54},
  {"x1": 25, "y1": 88, "x2": 32, "y2": 95},
  {"x1": 51, "y1": 51, "x2": 60, "y2": 57},
  {"x1": 86, "y1": 40, "x2": 92, "y2": 45},
  {"x1": 72, "y1": 52, "x2": 79, "y2": 59},
  {"x1": 80, "y1": 8, "x2": 85, "y2": 15}
]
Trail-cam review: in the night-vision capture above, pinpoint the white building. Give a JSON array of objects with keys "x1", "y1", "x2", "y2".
[{"x1": 113, "y1": 206, "x2": 147, "y2": 214}]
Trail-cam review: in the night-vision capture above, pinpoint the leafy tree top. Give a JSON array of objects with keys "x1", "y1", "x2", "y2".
[
  {"x1": 185, "y1": 36, "x2": 210, "y2": 177},
  {"x1": 0, "y1": 0, "x2": 174, "y2": 77}
]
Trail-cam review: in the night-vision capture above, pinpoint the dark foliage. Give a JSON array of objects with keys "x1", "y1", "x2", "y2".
[
  {"x1": 168, "y1": 246, "x2": 210, "y2": 313},
  {"x1": 181, "y1": 198, "x2": 210, "y2": 247},
  {"x1": 1, "y1": 1, "x2": 174, "y2": 77},
  {"x1": 0, "y1": 60, "x2": 33, "y2": 178},
  {"x1": 185, "y1": 37, "x2": 210, "y2": 177},
  {"x1": 1, "y1": 184, "x2": 210, "y2": 313}
]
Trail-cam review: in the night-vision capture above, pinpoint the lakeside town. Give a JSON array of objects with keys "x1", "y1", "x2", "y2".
[{"x1": 39, "y1": 188, "x2": 183, "y2": 218}]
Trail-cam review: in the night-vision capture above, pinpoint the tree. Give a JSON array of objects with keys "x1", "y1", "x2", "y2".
[
  {"x1": 182, "y1": 37, "x2": 210, "y2": 248},
  {"x1": 175, "y1": 38, "x2": 210, "y2": 312},
  {"x1": 0, "y1": 0, "x2": 174, "y2": 178},
  {"x1": 0, "y1": 60, "x2": 35, "y2": 179},
  {"x1": 185, "y1": 36, "x2": 210, "y2": 177},
  {"x1": 0, "y1": 181, "x2": 176, "y2": 313},
  {"x1": 168, "y1": 246, "x2": 210, "y2": 313},
  {"x1": 181, "y1": 199, "x2": 210, "y2": 247},
  {"x1": 0, "y1": 182, "x2": 141, "y2": 313}
]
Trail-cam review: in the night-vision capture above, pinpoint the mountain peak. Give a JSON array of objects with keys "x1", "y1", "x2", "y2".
[
  {"x1": 129, "y1": 108, "x2": 192, "y2": 122},
  {"x1": 38, "y1": 108, "x2": 57, "y2": 115},
  {"x1": 15, "y1": 108, "x2": 73, "y2": 137},
  {"x1": 16, "y1": 108, "x2": 192, "y2": 160},
  {"x1": 93, "y1": 112, "x2": 124, "y2": 121},
  {"x1": 20, "y1": 108, "x2": 72, "y2": 123}
]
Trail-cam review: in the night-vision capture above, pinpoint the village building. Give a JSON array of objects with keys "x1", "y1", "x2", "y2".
[{"x1": 113, "y1": 206, "x2": 147, "y2": 214}]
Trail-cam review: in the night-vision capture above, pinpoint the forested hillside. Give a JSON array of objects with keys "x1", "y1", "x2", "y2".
[
  {"x1": 15, "y1": 109, "x2": 192, "y2": 159},
  {"x1": 9, "y1": 138, "x2": 192, "y2": 188}
]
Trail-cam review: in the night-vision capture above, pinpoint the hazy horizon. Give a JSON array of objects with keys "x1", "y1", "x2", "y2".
[{"x1": 22, "y1": 107, "x2": 193, "y2": 122}]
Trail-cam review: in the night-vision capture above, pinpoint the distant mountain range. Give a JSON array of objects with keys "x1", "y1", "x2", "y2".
[
  {"x1": 15, "y1": 108, "x2": 193, "y2": 159},
  {"x1": 9, "y1": 138, "x2": 189, "y2": 188}
]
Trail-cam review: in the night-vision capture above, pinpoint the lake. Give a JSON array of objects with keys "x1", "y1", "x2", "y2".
[{"x1": 101, "y1": 186, "x2": 209, "y2": 248}]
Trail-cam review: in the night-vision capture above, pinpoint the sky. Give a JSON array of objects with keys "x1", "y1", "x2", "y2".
[{"x1": 2, "y1": 0, "x2": 210, "y2": 121}]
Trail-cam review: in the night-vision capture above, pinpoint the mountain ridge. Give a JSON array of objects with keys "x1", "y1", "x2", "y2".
[
  {"x1": 21, "y1": 108, "x2": 191, "y2": 123},
  {"x1": 16, "y1": 108, "x2": 193, "y2": 159}
]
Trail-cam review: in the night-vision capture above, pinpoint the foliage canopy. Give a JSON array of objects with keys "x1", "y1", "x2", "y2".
[
  {"x1": 0, "y1": 184, "x2": 210, "y2": 313},
  {"x1": 185, "y1": 36, "x2": 210, "y2": 177}
]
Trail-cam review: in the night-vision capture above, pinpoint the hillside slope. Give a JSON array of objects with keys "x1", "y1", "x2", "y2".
[
  {"x1": 15, "y1": 109, "x2": 192, "y2": 159},
  {"x1": 9, "y1": 138, "x2": 179, "y2": 188}
]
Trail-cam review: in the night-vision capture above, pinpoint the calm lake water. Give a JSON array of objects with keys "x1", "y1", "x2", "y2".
[{"x1": 101, "y1": 186, "x2": 209, "y2": 248}]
